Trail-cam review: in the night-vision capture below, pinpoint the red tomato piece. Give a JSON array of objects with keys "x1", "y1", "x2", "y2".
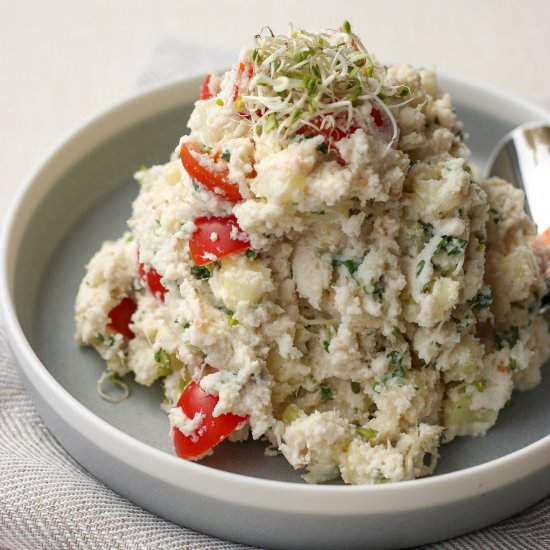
[
  {"x1": 296, "y1": 116, "x2": 359, "y2": 166},
  {"x1": 200, "y1": 73, "x2": 214, "y2": 100},
  {"x1": 138, "y1": 261, "x2": 167, "y2": 301},
  {"x1": 173, "y1": 380, "x2": 248, "y2": 460},
  {"x1": 180, "y1": 142, "x2": 243, "y2": 203},
  {"x1": 189, "y1": 215, "x2": 250, "y2": 266},
  {"x1": 107, "y1": 297, "x2": 137, "y2": 340}
]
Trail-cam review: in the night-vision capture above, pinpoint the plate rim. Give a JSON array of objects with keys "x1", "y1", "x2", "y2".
[{"x1": 1, "y1": 71, "x2": 550, "y2": 517}]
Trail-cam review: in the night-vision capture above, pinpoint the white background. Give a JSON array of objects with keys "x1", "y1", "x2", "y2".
[{"x1": 1, "y1": 0, "x2": 549, "y2": 223}]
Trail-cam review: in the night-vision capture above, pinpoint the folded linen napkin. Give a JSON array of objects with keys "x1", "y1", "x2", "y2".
[{"x1": 0, "y1": 38, "x2": 548, "y2": 550}]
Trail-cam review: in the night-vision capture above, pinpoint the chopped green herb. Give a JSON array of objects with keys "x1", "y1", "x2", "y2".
[
  {"x1": 183, "y1": 322, "x2": 191, "y2": 329},
  {"x1": 190, "y1": 265, "x2": 213, "y2": 280},
  {"x1": 463, "y1": 164, "x2": 471, "y2": 173},
  {"x1": 421, "y1": 282, "x2": 431, "y2": 294},
  {"x1": 391, "y1": 366, "x2": 405, "y2": 379},
  {"x1": 245, "y1": 249, "x2": 258, "y2": 258},
  {"x1": 322, "y1": 339, "x2": 331, "y2": 353},
  {"x1": 220, "y1": 150, "x2": 231, "y2": 162},
  {"x1": 351, "y1": 381, "x2": 361, "y2": 394},
  {"x1": 472, "y1": 285, "x2": 493, "y2": 311},
  {"x1": 320, "y1": 386, "x2": 334, "y2": 400},
  {"x1": 489, "y1": 207, "x2": 501, "y2": 224},
  {"x1": 495, "y1": 326, "x2": 520, "y2": 349},
  {"x1": 227, "y1": 311, "x2": 239, "y2": 326},
  {"x1": 191, "y1": 180, "x2": 200, "y2": 191},
  {"x1": 215, "y1": 98, "x2": 224, "y2": 106},
  {"x1": 391, "y1": 325, "x2": 402, "y2": 339},
  {"x1": 416, "y1": 260, "x2": 425, "y2": 277},
  {"x1": 473, "y1": 379, "x2": 488, "y2": 392},
  {"x1": 96, "y1": 332, "x2": 105, "y2": 343},
  {"x1": 215, "y1": 304, "x2": 238, "y2": 326},
  {"x1": 419, "y1": 221, "x2": 435, "y2": 240},
  {"x1": 509, "y1": 359, "x2": 518, "y2": 371},
  {"x1": 342, "y1": 20, "x2": 351, "y2": 34},
  {"x1": 387, "y1": 351, "x2": 401, "y2": 365},
  {"x1": 371, "y1": 280, "x2": 385, "y2": 302},
  {"x1": 357, "y1": 427, "x2": 378, "y2": 441},
  {"x1": 332, "y1": 258, "x2": 360, "y2": 275},
  {"x1": 399, "y1": 85, "x2": 410, "y2": 97},
  {"x1": 432, "y1": 235, "x2": 468, "y2": 257}
]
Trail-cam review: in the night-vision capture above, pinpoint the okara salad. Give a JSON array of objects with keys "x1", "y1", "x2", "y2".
[{"x1": 75, "y1": 23, "x2": 550, "y2": 484}]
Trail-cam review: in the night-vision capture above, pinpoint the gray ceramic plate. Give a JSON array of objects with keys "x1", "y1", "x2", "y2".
[{"x1": 1, "y1": 74, "x2": 550, "y2": 550}]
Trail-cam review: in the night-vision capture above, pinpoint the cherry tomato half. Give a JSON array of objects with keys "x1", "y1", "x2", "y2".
[
  {"x1": 138, "y1": 261, "x2": 167, "y2": 301},
  {"x1": 180, "y1": 142, "x2": 243, "y2": 203},
  {"x1": 107, "y1": 296, "x2": 137, "y2": 340},
  {"x1": 189, "y1": 215, "x2": 250, "y2": 266},
  {"x1": 173, "y1": 380, "x2": 248, "y2": 460}
]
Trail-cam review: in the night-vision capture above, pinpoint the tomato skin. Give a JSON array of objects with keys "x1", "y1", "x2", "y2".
[
  {"x1": 371, "y1": 107, "x2": 384, "y2": 128},
  {"x1": 138, "y1": 261, "x2": 167, "y2": 301},
  {"x1": 189, "y1": 215, "x2": 250, "y2": 266},
  {"x1": 180, "y1": 142, "x2": 243, "y2": 203},
  {"x1": 107, "y1": 297, "x2": 137, "y2": 339},
  {"x1": 173, "y1": 380, "x2": 248, "y2": 460},
  {"x1": 200, "y1": 73, "x2": 214, "y2": 100}
]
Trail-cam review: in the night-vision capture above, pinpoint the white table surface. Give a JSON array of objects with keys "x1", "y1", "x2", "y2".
[{"x1": 1, "y1": 0, "x2": 550, "y2": 227}]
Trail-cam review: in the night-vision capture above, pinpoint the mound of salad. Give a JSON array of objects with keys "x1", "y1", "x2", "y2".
[{"x1": 75, "y1": 22, "x2": 550, "y2": 484}]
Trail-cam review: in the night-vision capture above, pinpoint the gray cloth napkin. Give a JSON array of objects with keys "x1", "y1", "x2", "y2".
[{"x1": 1, "y1": 38, "x2": 549, "y2": 550}]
